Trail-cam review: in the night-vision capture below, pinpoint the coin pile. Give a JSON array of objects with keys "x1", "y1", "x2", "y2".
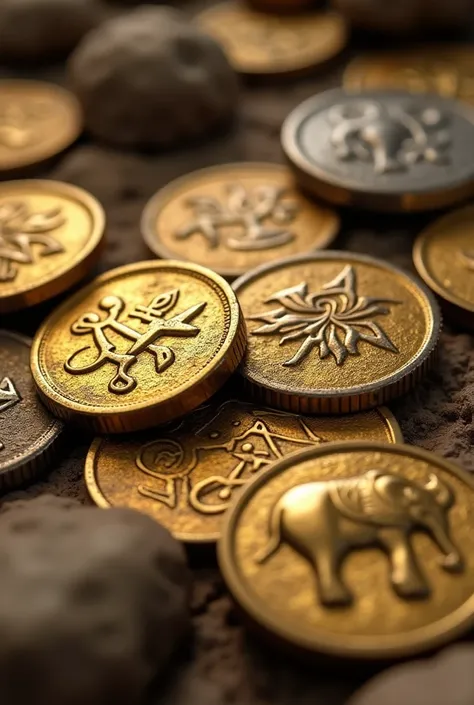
[{"x1": 1, "y1": 0, "x2": 474, "y2": 693}]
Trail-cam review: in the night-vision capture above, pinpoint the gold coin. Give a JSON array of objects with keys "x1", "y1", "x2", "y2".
[
  {"x1": 0, "y1": 80, "x2": 82, "y2": 172},
  {"x1": 196, "y1": 2, "x2": 348, "y2": 77},
  {"x1": 31, "y1": 261, "x2": 246, "y2": 433},
  {"x1": 0, "y1": 180, "x2": 105, "y2": 313},
  {"x1": 141, "y1": 163, "x2": 340, "y2": 280},
  {"x1": 413, "y1": 205, "x2": 474, "y2": 328},
  {"x1": 85, "y1": 400, "x2": 402, "y2": 543},
  {"x1": 233, "y1": 252, "x2": 440, "y2": 413},
  {"x1": 344, "y1": 47, "x2": 474, "y2": 105},
  {"x1": 218, "y1": 441, "x2": 474, "y2": 659}
]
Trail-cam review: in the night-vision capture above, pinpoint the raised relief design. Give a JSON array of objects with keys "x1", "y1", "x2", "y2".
[
  {"x1": 250, "y1": 265, "x2": 399, "y2": 367},
  {"x1": 0, "y1": 377, "x2": 20, "y2": 451},
  {"x1": 65, "y1": 290, "x2": 205, "y2": 394},
  {"x1": 389, "y1": 62, "x2": 474, "y2": 102},
  {"x1": 0, "y1": 201, "x2": 65, "y2": 283},
  {"x1": 459, "y1": 249, "x2": 474, "y2": 271},
  {"x1": 328, "y1": 101, "x2": 451, "y2": 174},
  {"x1": 175, "y1": 184, "x2": 297, "y2": 251},
  {"x1": 0, "y1": 100, "x2": 51, "y2": 150},
  {"x1": 136, "y1": 401, "x2": 323, "y2": 514},
  {"x1": 256, "y1": 470, "x2": 463, "y2": 607}
]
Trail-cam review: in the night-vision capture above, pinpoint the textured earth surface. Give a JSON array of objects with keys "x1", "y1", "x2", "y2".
[{"x1": 1, "y1": 2, "x2": 474, "y2": 704}]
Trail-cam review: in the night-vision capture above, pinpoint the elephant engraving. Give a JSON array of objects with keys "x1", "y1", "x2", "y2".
[{"x1": 255, "y1": 470, "x2": 463, "y2": 607}]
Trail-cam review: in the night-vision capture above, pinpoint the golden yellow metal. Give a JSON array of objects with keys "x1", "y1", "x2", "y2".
[
  {"x1": 31, "y1": 261, "x2": 247, "y2": 433},
  {"x1": 141, "y1": 163, "x2": 339, "y2": 280},
  {"x1": 196, "y1": 2, "x2": 348, "y2": 77},
  {"x1": 233, "y1": 252, "x2": 441, "y2": 414},
  {"x1": 85, "y1": 400, "x2": 402, "y2": 543},
  {"x1": 218, "y1": 441, "x2": 474, "y2": 660},
  {"x1": 246, "y1": 0, "x2": 318, "y2": 11},
  {"x1": 0, "y1": 180, "x2": 105, "y2": 313}
]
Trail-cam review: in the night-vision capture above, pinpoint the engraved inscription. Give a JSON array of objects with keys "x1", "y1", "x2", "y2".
[
  {"x1": 255, "y1": 471, "x2": 463, "y2": 607},
  {"x1": 250, "y1": 265, "x2": 400, "y2": 367},
  {"x1": 175, "y1": 184, "x2": 297, "y2": 251},
  {"x1": 0, "y1": 100, "x2": 52, "y2": 150},
  {"x1": 0, "y1": 377, "x2": 20, "y2": 451},
  {"x1": 65, "y1": 290, "x2": 206, "y2": 394}
]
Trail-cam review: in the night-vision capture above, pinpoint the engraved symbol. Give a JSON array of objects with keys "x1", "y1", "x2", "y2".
[
  {"x1": 250, "y1": 265, "x2": 400, "y2": 367},
  {"x1": 65, "y1": 289, "x2": 206, "y2": 394},
  {"x1": 255, "y1": 470, "x2": 463, "y2": 607},
  {"x1": 0, "y1": 377, "x2": 20, "y2": 452},
  {"x1": 328, "y1": 100, "x2": 451, "y2": 174},
  {"x1": 175, "y1": 184, "x2": 297, "y2": 251},
  {"x1": 459, "y1": 249, "x2": 474, "y2": 271},
  {"x1": 0, "y1": 201, "x2": 65, "y2": 283},
  {"x1": 0, "y1": 100, "x2": 51, "y2": 150}
]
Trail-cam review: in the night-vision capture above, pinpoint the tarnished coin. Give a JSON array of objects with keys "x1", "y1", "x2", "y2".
[
  {"x1": 31, "y1": 261, "x2": 246, "y2": 433},
  {"x1": 413, "y1": 206, "x2": 474, "y2": 329},
  {"x1": 0, "y1": 330, "x2": 63, "y2": 492},
  {"x1": 196, "y1": 3, "x2": 348, "y2": 77},
  {"x1": 218, "y1": 441, "x2": 474, "y2": 659},
  {"x1": 282, "y1": 88, "x2": 474, "y2": 211},
  {"x1": 141, "y1": 163, "x2": 339, "y2": 280},
  {"x1": 85, "y1": 400, "x2": 402, "y2": 543},
  {"x1": 0, "y1": 80, "x2": 82, "y2": 172},
  {"x1": 0, "y1": 180, "x2": 105, "y2": 313},
  {"x1": 233, "y1": 252, "x2": 440, "y2": 414}
]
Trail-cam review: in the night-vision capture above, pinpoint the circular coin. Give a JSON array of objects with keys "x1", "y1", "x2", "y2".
[
  {"x1": 0, "y1": 330, "x2": 63, "y2": 492},
  {"x1": 196, "y1": 3, "x2": 348, "y2": 77},
  {"x1": 282, "y1": 88, "x2": 474, "y2": 211},
  {"x1": 413, "y1": 205, "x2": 474, "y2": 329},
  {"x1": 233, "y1": 252, "x2": 440, "y2": 414},
  {"x1": 0, "y1": 180, "x2": 105, "y2": 313},
  {"x1": 31, "y1": 261, "x2": 247, "y2": 433},
  {"x1": 0, "y1": 80, "x2": 82, "y2": 172},
  {"x1": 219, "y1": 441, "x2": 474, "y2": 659},
  {"x1": 141, "y1": 163, "x2": 339, "y2": 280},
  {"x1": 85, "y1": 400, "x2": 402, "y2": 543}
]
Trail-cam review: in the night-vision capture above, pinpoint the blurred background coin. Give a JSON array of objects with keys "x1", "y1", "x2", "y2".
[{"x1": 246, "y1": 0, "x2": 323, "y2": 11}]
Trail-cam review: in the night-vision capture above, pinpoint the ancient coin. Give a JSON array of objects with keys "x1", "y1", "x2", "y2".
[
  {"x1": 282, "y1": 88, "x2": 474, "y2": 211},
  {"x1": 0, "y1": 80, "x2": 82, "y2": 172},
  {"x1": 0, "y1": 180, "x2": 105, "y2": 313},
  {"x1": 196, "y1": 3, "x2": 348, "y2": 77},
  {"x1": 31, "y1": 261, "x2": 246, "y2": 433},
  {"x1": 0, "y1": 330, "x2": 63, "y2": 492},
  {"x1": 413, "y1": 205, "x2": 474, "y2": 329},
  {"x1": 141, "y1": 163, "x2": 339, "y2": 280},
  {"x1": 233, "y1": 252, "x2": 440, "y2": 414},
  {"x1": 218, "y1": 441, "x2": 474, "y2": 659},
  {"x1": 85, "y1": 400, "x2": 402, "y2": 543}
]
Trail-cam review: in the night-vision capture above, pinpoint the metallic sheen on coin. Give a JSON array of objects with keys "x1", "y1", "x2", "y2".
[
  {"x1": 85, "y1": 400, "x2": 402, "y2": 543},
  {"x1": 282, "y1": 88, "x2": 474, "y2": 211},
  {"x1": 218, "y1": 441, "x2": 474, "y2": 659},
  {"x1": 233, "y1": 252, "x2": 440, "y2": 414},
  {"x1": 141, "y1": 163, "x2": 339, "y2": 280},
  {"x1": 31, "y1": 261, "x2": 247, "y2": 433}
]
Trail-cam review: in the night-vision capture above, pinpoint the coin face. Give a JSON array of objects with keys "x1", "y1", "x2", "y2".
[
  {"x1": 31, "y1": 261, "x2": 246, "y2": 433},
  {"x1": 0, "y1": 180, "x2": 105, "y2": 313},
  {"x1": 0, "y1": 330, "x2": 63, "y2": 492},
  {"x1": 141, "y1": 164, "x2": 339, "y2": 280},
  {"x1": 196, "y1": 3, "x2": 348, "y2": 77},
  {"x1": 85, "y1": 400, "x2": 401, "y2": 542},
  {"x1": 219, "y1": 441, "x2": 474, "y2": 659},
  {"x1": 0, "y1": 80, "x2": 82, "y2": 172},
  {"x1": 233, "y1": 252, "x2": 440, "y2": 414},
  {"x1": 282, "y1": 88, "x2": 474, "y2": 211},
  {"x1": 413, "y1": 205, "x2": 474, "y2": 327}
]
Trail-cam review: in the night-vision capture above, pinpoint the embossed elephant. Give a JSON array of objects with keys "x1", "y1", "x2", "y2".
[{"x1": 256, "y1": 470, "x2": 463, "y2": 607}]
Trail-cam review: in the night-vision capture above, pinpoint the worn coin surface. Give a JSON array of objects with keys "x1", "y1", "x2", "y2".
[
  {"x1": 0, "y1": 80, "x2": 82, "y2": 172},
  {"x1": 141, "y1": 163, "x2": 339, "y2": 280},
  {"x1": 413, "y1": 205, "x2": 474, "y2": 328},
  {"x1": 85, "y1": 400, "x2": 401, "y2": 542},
  {"x1": 196, "y1": 3, "x2": 348, "y2": 77},
  {"x1": 218, "y1": 441, "x2": 474, "y2": 659},
  {"x1": 282, "y1": 88, "x2": 474, "y2": 211},
  {"x1": 233, "y1": 252, "x2": 440, "y2": 414},
  {"x1": 31, "y1": 261, "x2": 247, "y2": 433},
  {"x1": 0, "y1": 180, "x2": 105, "y2": 313},
  {"x1": 0, "y1": 330, "x2": 63, "y2": 492}
]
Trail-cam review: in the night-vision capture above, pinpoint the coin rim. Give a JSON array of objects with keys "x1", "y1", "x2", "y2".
[{"x1": 218, "y1": 440, "x2": 474, "y2": 659}]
